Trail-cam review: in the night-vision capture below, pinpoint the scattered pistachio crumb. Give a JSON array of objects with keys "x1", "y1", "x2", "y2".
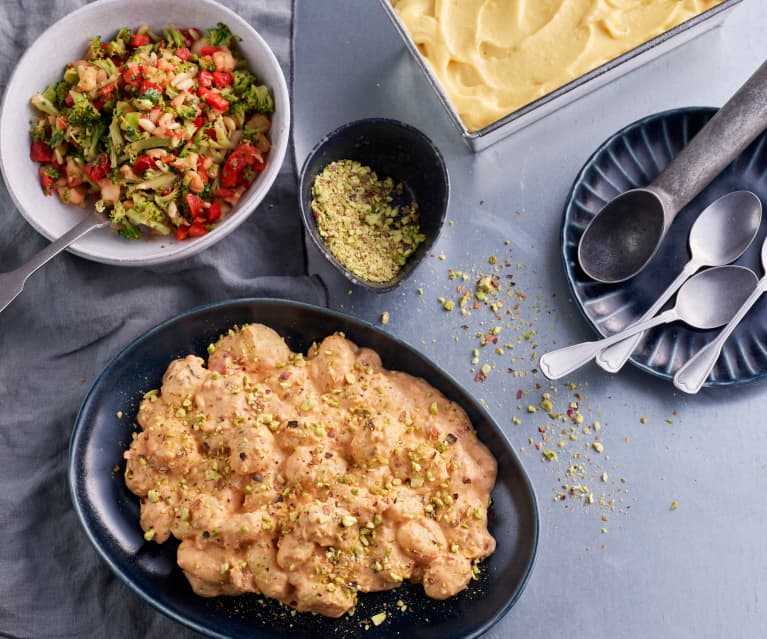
[
  {"x1": 371, "y1": 612, "x2": 387, "y2": 626},
  {"x1": 380, "y1": 311, "x2": 390, "y2": 325}
]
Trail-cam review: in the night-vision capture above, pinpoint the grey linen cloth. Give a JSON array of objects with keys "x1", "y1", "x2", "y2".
[{"x1": 0, "y1": 1, "x2": 324, "y2": 637}]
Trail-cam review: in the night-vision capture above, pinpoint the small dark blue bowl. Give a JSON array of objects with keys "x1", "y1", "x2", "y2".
[{"x1": 299, "y1": 118, "x2": 449, "y2": 292}]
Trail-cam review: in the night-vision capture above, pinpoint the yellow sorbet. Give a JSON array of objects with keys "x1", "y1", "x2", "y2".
[{"x1": 393, "y1": 0, "x2": 726, "y2": 131}]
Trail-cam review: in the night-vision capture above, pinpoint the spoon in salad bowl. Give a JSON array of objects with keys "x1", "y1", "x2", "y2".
[
  {"x1": 539, "y1": 265, "x2": 759, "y2": 380},
  {"x1": 674, "y1": 235, "x2": 767, "y2": 394},
  {"x1": 595, "y1": 190, "x2": 762, "y2": 373},
  {"x1": 0, "y1": 210, "x2": 108, "y2": 314}
]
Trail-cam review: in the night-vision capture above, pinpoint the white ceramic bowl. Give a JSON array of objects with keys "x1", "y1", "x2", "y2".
[{"x1": 0, "y1": 0, "x2": 290, "y2": 266}]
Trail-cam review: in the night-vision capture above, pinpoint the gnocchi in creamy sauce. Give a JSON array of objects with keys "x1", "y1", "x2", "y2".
[{"x1": 124, "y1": 323, "x2": 496, "y2": 617}]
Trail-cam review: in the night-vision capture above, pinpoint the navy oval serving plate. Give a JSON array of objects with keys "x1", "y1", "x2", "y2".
[
  {"x1": 68, "y1": 298, "x2": 538, "y2": 639},
  {"x1": 562, "y1": 107, "x2": 767, "y2": 386}
]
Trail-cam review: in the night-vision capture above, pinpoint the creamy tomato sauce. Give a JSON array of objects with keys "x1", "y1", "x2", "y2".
[{"x1": 124, "y1": 323, "x2": 496, "y2": 617}]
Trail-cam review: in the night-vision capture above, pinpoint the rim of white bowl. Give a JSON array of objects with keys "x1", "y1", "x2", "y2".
[{"x1": 0, "y1": 0, "x2": 290, "y2": 266}]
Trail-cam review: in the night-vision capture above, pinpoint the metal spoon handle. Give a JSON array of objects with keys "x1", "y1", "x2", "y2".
[
  {"x1": 595, "y1": 261, "x2": 698, "y2": 372},
  {"x1": 653, "y1": 60, "x2": 767, "y2": 224},
  {"x1": 0, "y1": 212, "x2": 107, "y2": 314},
  {"x1": 673, "y1": 279, "x2": 767, "y2": 394},
  {"x1": 539, "y1": 309, "x2": 677, "y2": 380}
]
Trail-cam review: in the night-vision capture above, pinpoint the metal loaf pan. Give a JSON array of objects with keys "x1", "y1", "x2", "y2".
[{"x1": 379, "y1": 0, "x2": 743, "y2": 152}]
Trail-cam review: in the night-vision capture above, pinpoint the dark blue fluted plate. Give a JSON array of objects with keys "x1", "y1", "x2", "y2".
[
  {"x1": 562, "y1": 107, "x2": 767, "y2": 387},
  {"x1": 68, "y1": 298, "x2": 538, "y2": 639}
]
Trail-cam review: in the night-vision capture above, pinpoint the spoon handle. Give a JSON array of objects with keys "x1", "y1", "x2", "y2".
[
  {"x1": 673, "y1": 279, "x2": 767, "y2": 394},
  {"x1": 0, "y1": 212, "x2": 107, "y2": 314},
  {"x1": 595, "y1": 261, "x2": 698, "y2": 373},
  {"x1": 539, "y1": 309, "x2": 677, "y2": 380},
  {"x1": 653, "y1": 60, "x2": 767, "y2": 222}
]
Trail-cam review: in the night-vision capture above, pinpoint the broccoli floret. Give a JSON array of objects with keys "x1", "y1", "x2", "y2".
[
  {"x1": 198, "y1": 57, "x2": 216, "y2": 72},
  {"x1": 118, "y1": 223, "x2": 141, "y2": 240},
  {"x1": 114, "y1": 27, "x2": 132, "y2": 44},
  {"x1": 175, "y1": 104, "x2": 198, "y2": 121},
  {"x1": 154, "y1": 186, "x2": 180, "y2": 212},
  {"x1": 29, "y1": 117, "x2": 50, "y2": 142},
  {"x1": 67, "y1": 94, "x2": 101, "y2": 128},
  {"x1": 119, "y1": 111, "x2": 142, "y2": 142},
  {"x1": 30, "y1": 91, "x2": 60, "y2": 116},
  {"x1": 105, "y1": 28, "x2": 131, "y2": 58},
  {"x1": 136, "y1": 86, "x2": 163, "y2": 108},
  {"x1": 231, "y1": 70, "x2": 254, "y2": 94},
  {"x1": 54, "y1": 80, "x2": 72, "y2": 108},
  {"x1": 92, "y1": 58, "x2": 119, "y2": 80},
  {"x1": 107, "y1": 39, "x2": 127, "y2": 58},
  {"x1": 163, "y1": 26, "x2": 186, "y2": 49},
  {"x1": 63, "y1": 66, "x2": 80, "y2": 85},
  {"x1": 206, "y1": 23, "x2": 239, "y2": 48},
  {"x1": 240, "y1": 84, "x2": 274, "y2": 114},
  {"x1": 87, "y1": 36, "x2": 105, "y2": 60},
  {"x1": 231, "y1": 70, "x2": 273, "y2": 114},
  {"x1": 125, "y1": 195, "x2": 171, "y2": 235}
]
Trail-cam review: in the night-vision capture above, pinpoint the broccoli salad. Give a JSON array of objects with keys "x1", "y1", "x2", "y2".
[{"x1": 28, "y1": 23, "x2": 274, "y2": 241}]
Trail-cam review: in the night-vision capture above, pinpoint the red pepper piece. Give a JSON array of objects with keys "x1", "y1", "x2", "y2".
[
  {"x1": 221, "y1": 143, "x2": 261, "y2": 188},
  {"x1": 185, "y1": 193, "x2": 205, "y2": 217},
  {"x1": 132, "y1": 154, "x2": 157, "y2": 176},
  {"x1": 83, "y1": 153, "x2": 109, "y2": 182},
  {"x1": 206, "y1": 199, "x2": 222, "y2": 222},
  {"x1": 175, "y1": 224, "x2": 190, "y2": 241},
  {"x1": 130, "y1": 33, "x2": 151, "y2": 48},
  {"x1": 39, "y1": 166, "x2": 56, "y2": 195},
  {"x1": 199, "y1": 44, "x2": 222, "y2": 56},
  {"x1": 140, "y1": 80, "x2": 161, "y2": 94},
  {"x1": 176, "y1": 47, "x2": 191, "y2": 61},
  {"x1": 212, "y1": 71, "x2": 233, "y2": 88},
  {"x1": 203, "y1": 90, "x2": 229, "y2": 112},
  {"x1": 188, "y1": 222, "x2": 208, "y2": 237},
  {"x1": 30, "y1": 141, "x2": 54, "y2": 163}
]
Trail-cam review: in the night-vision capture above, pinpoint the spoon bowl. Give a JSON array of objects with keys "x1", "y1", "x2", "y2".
[
  {"x1": 578, "y1": 189, "x2": 665, "y2": 283},
  {"x1": 688, "y1": 190, "x2": 762, "y2": 265},
  {"x1": 674, "y1": 236, "x2": 767, "y2": 393},
  {"x1": 676, "y1": 265, "x2": 759, "y2": 328}
]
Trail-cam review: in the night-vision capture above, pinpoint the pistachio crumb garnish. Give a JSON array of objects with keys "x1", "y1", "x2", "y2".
[{"x1": 311, "y1": 159, "x2": 425, "y2": 282}]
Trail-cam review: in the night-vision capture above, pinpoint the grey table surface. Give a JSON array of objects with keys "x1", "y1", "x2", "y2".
[{"x1": 293, "y1": 1, "x2": 767, "y2": 638}]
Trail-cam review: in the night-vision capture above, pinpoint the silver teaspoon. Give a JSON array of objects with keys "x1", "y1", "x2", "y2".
[{"x1": 674, "y1": 235, "x2": 767, "y2": 394}]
